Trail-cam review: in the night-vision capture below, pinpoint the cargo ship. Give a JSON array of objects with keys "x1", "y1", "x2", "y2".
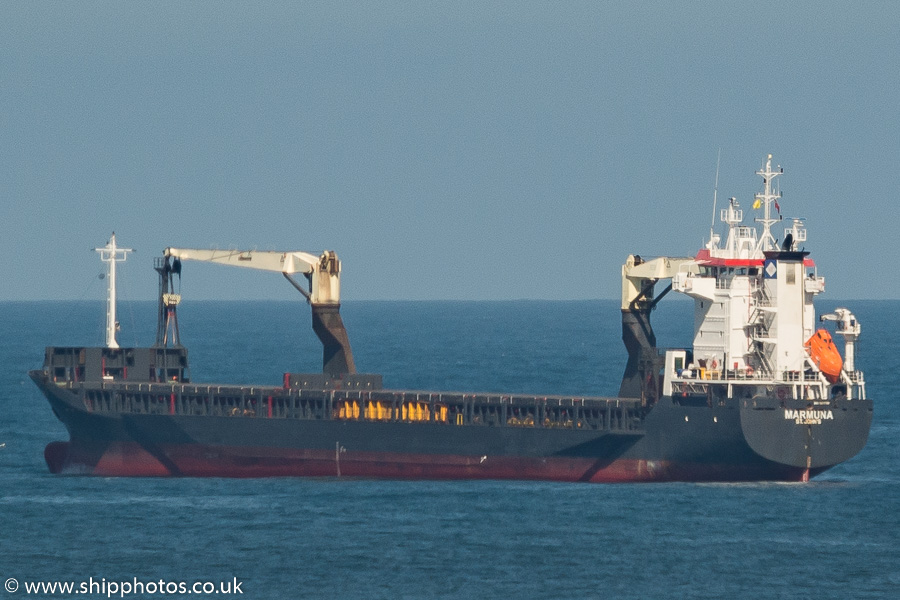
[{"x1": 31, "y1": 155, "x2": 872, "y2": 482}]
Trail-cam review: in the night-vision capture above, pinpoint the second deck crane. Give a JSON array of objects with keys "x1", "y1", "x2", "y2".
[{"x1": 158, "y1": 248, "x2": 356, "y2": 377}]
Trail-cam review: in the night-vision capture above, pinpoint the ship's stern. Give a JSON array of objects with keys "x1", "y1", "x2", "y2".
[{"x1": 740, "y1": 395, "x2": 873, "y2": 479}]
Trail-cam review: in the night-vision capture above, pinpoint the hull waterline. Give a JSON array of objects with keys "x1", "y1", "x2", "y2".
[{"x1": 33, "y1": 370, "x2": 869, "y2": 483}]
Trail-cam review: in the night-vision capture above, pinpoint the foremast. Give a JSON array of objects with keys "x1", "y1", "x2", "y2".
[{"x1": 94, "y1": 233, "x2": 132, "y2": 349}]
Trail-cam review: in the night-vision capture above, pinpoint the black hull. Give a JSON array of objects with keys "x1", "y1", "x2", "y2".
[{"x1": 31, "y1": 371, "x2": 872, "y2": 482}]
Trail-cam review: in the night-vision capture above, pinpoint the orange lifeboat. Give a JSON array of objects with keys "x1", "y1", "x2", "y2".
[{"x1": 805, "y1": 329, "x2": 843, "y2": 383}]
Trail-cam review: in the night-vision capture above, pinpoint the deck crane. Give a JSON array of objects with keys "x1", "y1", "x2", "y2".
[
  {"x1": 820, "y1": 308, "x2": 861, "y2": 373},
  {"x1": 619, "y1": 254, "x2": 697, "y2": 400},
  {"x1": 156, "y1": 248, "x2": 356, "y2": 377}
]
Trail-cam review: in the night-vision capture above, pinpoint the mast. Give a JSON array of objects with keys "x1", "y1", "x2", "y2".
[
  {"x1": 754, "y1": 154, "x2": 783, "y2": 253},
  {"x1": 708, "y1": 148, "x2": 721, "y2": 249},
  {"x1": 94, "y1": 233, "x2": 133, "y2": 349}
]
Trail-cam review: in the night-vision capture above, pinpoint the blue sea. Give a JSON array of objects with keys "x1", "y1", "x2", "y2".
[{"x1": 1, "y1": 299, "x2": 897, "y2": 599}]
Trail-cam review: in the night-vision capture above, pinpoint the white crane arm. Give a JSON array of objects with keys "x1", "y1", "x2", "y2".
[
  {"x1": 820, "y1": 307, "x2": 861, "y2": 337},
  {"x1": 163, "y1": 248, "x2": 342, "y2": 305},
  {"x1": 621, "y1": 255, "x2": 697, "y2": 310},
  {"x1": 163, "y1": 248, "x2": 321, "y2": 274}
]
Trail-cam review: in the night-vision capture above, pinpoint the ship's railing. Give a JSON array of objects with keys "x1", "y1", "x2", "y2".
[
  {"x1": 674, "y1": 368, "x2": 757, "y2": 382},
  {"x1": 672, "y1": 368, "x2": 824, "y2": 385},
  {"x1": 780, "y1": 371, "x2": 829, "y2": 383},
  {"x1": 671, "y1": 377, "x2": 832, "y2": 401},
  {"x1": 78, "y1": 382, "x2": 648, "y2": 434},
  {"x1": 671, "y1": 381, "x2": 711, "y2": 395},
  {"x1": 845, "y1": 371, "x2": 865, "y2": 384}
]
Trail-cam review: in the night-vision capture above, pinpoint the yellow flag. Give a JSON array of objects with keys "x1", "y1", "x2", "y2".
[{"x1": 753, "y1": 198, "x2": 761, "y2": 209}]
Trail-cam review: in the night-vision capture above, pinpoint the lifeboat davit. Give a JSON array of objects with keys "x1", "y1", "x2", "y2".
[{"x1": 806, "y1": 329, "x2": 843, "y2": 383}]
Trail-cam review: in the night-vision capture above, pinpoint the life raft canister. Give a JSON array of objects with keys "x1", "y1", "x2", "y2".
[{"x1": 805, "y1": 329, "x2": 843, "y2": 384}]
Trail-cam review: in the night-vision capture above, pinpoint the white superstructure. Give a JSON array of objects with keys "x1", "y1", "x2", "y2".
[{"x1": 630, "y1": 155, "x2": 865, "y2": 403}]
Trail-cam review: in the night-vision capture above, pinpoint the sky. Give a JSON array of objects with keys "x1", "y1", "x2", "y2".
[{"x1": 2, "y1": 1, "x2": 898, "y2": 302}]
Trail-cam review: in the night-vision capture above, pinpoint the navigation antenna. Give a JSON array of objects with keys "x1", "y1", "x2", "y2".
[
  {"x1": 708, "y1": 148, "x2": 722, "y2": 249},
  {"x1": 754, "y1": 154, "x2": 783, "y2": 252},
  {"x1": 94, "y1": 233, "x2": 133, "y2": 349}
]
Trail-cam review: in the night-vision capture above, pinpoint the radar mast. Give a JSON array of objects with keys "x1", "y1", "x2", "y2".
[{"x1": 754, "y1": 154, "x2": 783, "y2": 253}]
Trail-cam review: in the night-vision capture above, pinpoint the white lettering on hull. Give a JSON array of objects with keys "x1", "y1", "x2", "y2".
[{"x1": 784, "y1": 409, "x2": 834, "y2": 425}]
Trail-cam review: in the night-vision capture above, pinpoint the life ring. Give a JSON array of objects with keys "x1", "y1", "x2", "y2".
[
  {"x1": 746, "y1": 366, "x2": 754, "y2": 377},
  {"x1": 711, "y1": 359, "x2": 718, "y2": 370}
]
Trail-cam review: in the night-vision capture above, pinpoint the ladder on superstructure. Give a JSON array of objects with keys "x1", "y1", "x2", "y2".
[{"x1": 748, "y1": 280, "x2": 775, "y2": 376}]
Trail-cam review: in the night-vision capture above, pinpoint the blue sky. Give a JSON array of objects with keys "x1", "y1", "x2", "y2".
[{"x1": 2, "y1": 1, "x2": 897, "y2": 301}]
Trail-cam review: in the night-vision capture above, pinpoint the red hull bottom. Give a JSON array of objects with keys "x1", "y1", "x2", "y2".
[{"x1": 45, "y1": 440, "x2": 815, "y2": 483}]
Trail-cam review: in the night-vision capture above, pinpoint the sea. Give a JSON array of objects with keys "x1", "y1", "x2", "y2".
[{"x1": 1, "y1": 299, "x2": 897, "y2": 599}]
